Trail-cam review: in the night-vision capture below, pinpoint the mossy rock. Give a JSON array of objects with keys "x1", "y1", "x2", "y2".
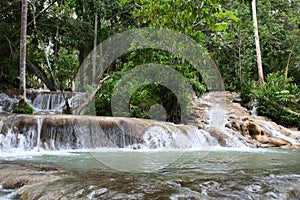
[{"x1": 13, "y1": 99, "x2": 34, "y2": 114}]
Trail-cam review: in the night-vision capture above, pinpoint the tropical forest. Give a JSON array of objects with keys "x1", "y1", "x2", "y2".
[{"x1": 0, "y1": 0, "x2": 300, "y2": 199}]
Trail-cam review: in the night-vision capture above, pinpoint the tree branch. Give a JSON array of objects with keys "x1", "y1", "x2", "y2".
[
  {"x1": 73, "y1": 76, "x2": 110, "y2": 115},
  {"x1": 272, "y1": 101, "x2": 300, "y2": 117},
  {"x1": 26, "y1": 59, "x2": 57, "y2": 91},
  {"x1": 285, "y1": 52, "x2": 292, "y2": 79}
]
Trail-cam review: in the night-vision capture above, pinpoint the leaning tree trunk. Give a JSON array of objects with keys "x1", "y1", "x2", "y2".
[
  {"x1": 20, "y1": 0, "x2": 27, "y2": 99},
  {"x1": 285, "y1": 53, "x2": 292, "y2": 79},
  {"x1": 252, "y1": 0, "x2": 264, "y2": 87},
  {"x1": 92, "y1": 12, "x2": 98, "y2": 85}
]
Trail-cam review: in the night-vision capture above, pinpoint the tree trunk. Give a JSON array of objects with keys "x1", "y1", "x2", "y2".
[
  {"x1": 252, "y1": 0, "x2": 264, "y2": 87},
  {"x1": 44, "y1": 49, "x2": 61, "y2": 90},
  {"x1": 285, "y1": 53, "x2": 292, "y2": 79},
  {"x1": 26, "y1": 59, "x2": 57, "y2": 91},
  {"x1": 92, "y1": 13, "x2": 98, "y2": 85},
  {"x1": 79, "y1": 3, "x2": 87, "y2": 92},
  {"x1": 73, "y1": 76, "x2": 109, "y2": 115},
  {"x1": 20, "y1": 0, "x2": 27, "y2": 99},
  {"x1": 79, "y1": 42, "x2": 86, "y2": 92},
  {"x1": 98, "y1": 17, "x2": 103, "y2": 79}
]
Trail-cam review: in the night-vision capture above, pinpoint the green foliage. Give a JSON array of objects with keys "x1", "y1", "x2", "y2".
[
  {"x1": 0, "y1": 0, "x2": 135, "y2": 91},
  {"x1": 52, "y1": 48, "x2": 79, "y2": 90},
  {"x1": 95, "y1": 71, "x2": 124, "y2": 116},
  {"x1": 13, "y1": 99, "x2": 34, "y2": 114},
  {"x1": 252, "y1": 72, "x2": 300, "y2": 128},
  {"x1": 0, "y1": 0, "x2": 299, "y2": 126},
  {"x1": 125, "y1": 0, "x2": 239, "y2": 42},
  {"x1": 95, "y1": 49, "x2": 206, "y2": 123},
  {"x1": 206, "y1": 0, "x2": 300, "y2": 89}
]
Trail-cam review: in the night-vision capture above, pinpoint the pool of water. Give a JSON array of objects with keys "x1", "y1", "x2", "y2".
[{"x1": 1, "y1": 148, "x2": 300, "y2": 199}]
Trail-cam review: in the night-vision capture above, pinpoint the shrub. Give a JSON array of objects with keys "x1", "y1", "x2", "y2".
[
  {"x1": 255, "y1": 72, "x2": 300, "y2": 128},
  {"x1": 13, "y1": 99, "x2": 34, "y2": 114}
]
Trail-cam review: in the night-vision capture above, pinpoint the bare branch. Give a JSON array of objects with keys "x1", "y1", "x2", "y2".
[{"x1": 73, "y1": 76, "x2": 110, "y2": 115}]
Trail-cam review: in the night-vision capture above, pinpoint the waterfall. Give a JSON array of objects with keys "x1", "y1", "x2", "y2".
[
  {"x1": 0, "y1": 91, "x2": 85, "y2": 114},
  {"x1": 254, "y1": 119, "x2": 300, "y2": 145},
  {"x1": 32, "y1": 93, "x2": 65, "y2": 114},
  {"x1": 0, "y1": 115, "x2": 228, "y2": 152},
  {"x1": 0, "y1": 93, "x2": 18, "y2": 114},
  {"x1": 250, "y1": 101, "x2": 258, "y2": 116},
  {"x1": 209, "y1": 106, "x2": 226, "y2": 128},
  {"x1": 0, "y1": 117, "x2": 41, "y2": 152},
  {"x1": 142, "y1": 123, "x2": 218, "y2": 149},
  {"x1": 36, "y1": 118, "x2": 43, "y2": 151}
]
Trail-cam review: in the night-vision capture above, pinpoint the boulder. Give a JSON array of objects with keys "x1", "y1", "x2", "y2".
[
  {"x1": 248, "y1": 122, "x2": 264, "y2": 137},
  {"x1": 268, "y1": 137, "x2": 291, "y2": 146},
  {"x1": 255, "y1": 135, "x2": 270, "y2": 144},
  {"x1": 280, "y1": 144, "x2": 300, "y2": 149}
]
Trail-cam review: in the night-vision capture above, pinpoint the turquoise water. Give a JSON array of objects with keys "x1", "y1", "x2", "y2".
[{"x1": 1, "y1": 148, "x2": 299, "y2": 199}]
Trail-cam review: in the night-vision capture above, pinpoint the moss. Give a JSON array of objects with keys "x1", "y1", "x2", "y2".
[{"x1": 13, "y1": 99, "x2": 34, "y2": 114}]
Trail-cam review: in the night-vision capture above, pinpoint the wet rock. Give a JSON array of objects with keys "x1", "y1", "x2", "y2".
[
  {"x1": 0, "y1": 161, "x2": 67, "y2": 200},
  {"x1": 279, "y1": 144, "x2": 300, "y2": 149},
  {"x1": 62, "y1": 100, "x2": 72, "y2": 114},
  {"x1": 248, "y1": 123, "x2": 265, "y2": 137},
  {"x1": 255, "y1": 135, "x2": 270, "y2": 144},
  {"x1": 188, "y1": 91, "x2": 300, "y2": 149},
  {"x1": 268, "y1": 137, "x2": 291, "y2": 146},
  {"x1": 208, "y1": 127, "x2": 228, "y2": 147},
  {"x1": 87, "y1": 188, "x2": 109, "y2": 199},
  {"x1": 287, "y1": 189, "x2": 300, "y2": 200}
]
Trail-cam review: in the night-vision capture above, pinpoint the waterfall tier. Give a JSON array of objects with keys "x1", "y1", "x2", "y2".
[
  {"x1": 0, "y1": 91, "x2": 84, "y2": 114},
  {"x1": 0, "y1": 114, "x2": 253, "y2": 152},
  {"x1": 1, "y1": 91, "x2": 299, "y2": 151}
]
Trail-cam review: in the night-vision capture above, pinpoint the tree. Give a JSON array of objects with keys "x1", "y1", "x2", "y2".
[
  {"x1": 20, "y1": 0, "x2": 28, "y2": 98},
  {"x1": 252, "y1": 0, "x2": 264, "y2": 87}
]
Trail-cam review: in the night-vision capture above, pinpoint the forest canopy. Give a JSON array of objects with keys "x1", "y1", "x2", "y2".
[{"x1": 0, "y1": 0, "x2": 299, "y2": 126}]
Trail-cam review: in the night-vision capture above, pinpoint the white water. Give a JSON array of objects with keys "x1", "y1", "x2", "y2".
[
  {"x1": 36, "y1": 118, "x2": 42, "y2": 151},
  {"x1": 250, "y1": 101, "x2": 258, "y2": 116},
  {"x1": 0, "y1": 93, "x2": 18, "y2": 113},
  {"x1": 254, "y1": 118, "x2": 300, "y2": 144},
  {"x1": 142, "y1": 123, "x2": 219, "y2": 149},
  {"x1": 32, "y1": 93, "x2": 65, "y2": 113},
  {"x1": 0, "y1": 184, "x2": 18, "y2": 200},
  {"x1": 209, "y1": 106, "x2": 226, "y2": 128}
]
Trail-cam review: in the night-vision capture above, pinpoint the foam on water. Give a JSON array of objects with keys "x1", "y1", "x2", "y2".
[{"x1": 0, "y1": 185, "x2": 18, "y2": 200}]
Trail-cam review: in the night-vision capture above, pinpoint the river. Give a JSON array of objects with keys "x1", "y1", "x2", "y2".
[{"x1": 0, "y1": 148, "x2": 299, "y2": 199}]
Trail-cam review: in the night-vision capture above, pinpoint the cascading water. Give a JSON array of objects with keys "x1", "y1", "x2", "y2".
[
  {"x1": 29, "y1": 91, "x2": 85, "y2": 114},
  {"x1": 36, "y1": 118, "x2": 42, "y2": 151},
  {"x1": 1, "y1": 91, "x2": 299, "y2": 152},
  {"x1": 250, "y1": 101, "x2": 258, "y2": 116},
  {"x1": 142, "y1": 123, "x2": 218, "y2": 149},
  {"x1": 32, "y1": 93, "x2": 66, "y2": 114},
  {"x1": 0, "y1": 115, "x2": 222, "y2": 152},
  {"x1": 0, "y1": 91, "x2": 300, "y2": 199},
  {"x1": 254, "y1": 119, "x2": 300, "y2": 145},
  {"x1": 0, "y1": 93, "x2": 18, "y2": 114}
]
